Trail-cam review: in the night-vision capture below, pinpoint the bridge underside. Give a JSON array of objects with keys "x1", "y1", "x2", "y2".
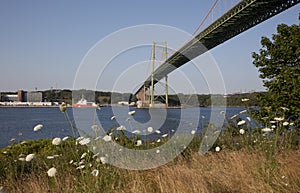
[{"x1": 135, "y1": 0, "x2": 299, "y2": 103}]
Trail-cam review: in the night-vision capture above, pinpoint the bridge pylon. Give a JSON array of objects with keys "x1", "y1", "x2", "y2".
[{"x1": 136, "y1": 42, "x2": 168, "y2": 108}]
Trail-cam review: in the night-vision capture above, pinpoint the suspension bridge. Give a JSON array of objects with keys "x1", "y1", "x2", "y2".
[{"x1": 134, "y1": 0, "x2": 299, "y2": 108}]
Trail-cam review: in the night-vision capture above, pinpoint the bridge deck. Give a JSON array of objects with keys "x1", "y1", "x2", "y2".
[{"x1": 136, "y1": 0, "x2": 299, "y2": 94}]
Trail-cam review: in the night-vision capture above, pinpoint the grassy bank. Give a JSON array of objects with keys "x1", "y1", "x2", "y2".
[
  {"x1": 0, "y1": 135, "x2": 299, "y2": 192},
  {"x1": 1, "y1": 107, "x2": 299, "y2": 192}
]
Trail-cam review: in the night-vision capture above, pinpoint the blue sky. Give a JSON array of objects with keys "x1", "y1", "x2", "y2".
[{"x1": 0, "y1": 1, "x2": 299, "y2": 94}]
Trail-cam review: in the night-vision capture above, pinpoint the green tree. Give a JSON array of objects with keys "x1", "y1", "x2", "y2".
[{"x1": 252, "y1": 23, "x2": 300, "y2": 126}]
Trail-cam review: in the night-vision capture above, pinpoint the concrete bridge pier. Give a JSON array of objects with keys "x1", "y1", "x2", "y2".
[{"x1": 135, "y1": 85, "x2": 150, "y2": 108}]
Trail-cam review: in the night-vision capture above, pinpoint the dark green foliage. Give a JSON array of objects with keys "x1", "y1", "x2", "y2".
[{"x1": 252, "y1": 23, "x2": 300, "y2": 126}]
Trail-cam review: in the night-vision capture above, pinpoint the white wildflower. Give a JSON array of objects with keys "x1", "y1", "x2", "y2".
[
  {"x1": 116, "y1": 125, "x2": 126, "y2": 131},
  {"x1": 33, "y1": 124, "x2": 43, "y2": 131},
  {"x1": 132, "y1": 130, "x2": 141, "y2": 134},
  {"x1": 241, "y1": 98, "x2": 249, "y2": 102},
  {"x1": 76, "y1": 136, "x2": 84, "y2": 141},
  {"x1": 76, "y1": 165, "x2": 85, "y2": 170},
  {"x1": 47, "y1": 156, "x2": 55, "y2": 159},
  {"x1": 283, "y1": 122, "x2": 289, "y2": 126},
  {"x1": 289, "y1": 122, "x2": 294, "y2": 126},
  {"x1": 69, "y1": 160, "x2": 74, "y2": 164},
  {"x1": 91, "y1": 125, "x2": 99, "y2": 131},
  {"x1": 262, "y1": 127, "x2": 273, "y2": 132},
  {"x1": 280, "y1": 107, "x2": 289, "y2": 111},
  {"x1": 274, "y1": 117, "x2": 284, "y2": 121},
  {"x1": 157, "y1": 139, "x2": 161, "y2": 143},
  {"x1": 81, "y1": 152, "x2": 87, "y2": 159},
  {"x1": 237, "y1": 120, "x2": 246, "y2": 126},
  {"x1": 79, "y1": 138, "x2": 90, "y2": 145},
  {"x1": 103, "y1": 135, "x2": 112, "y2": 142},
  {"x1": 47, "y1": 167, "x2": 57, "y2": 177},
  {"x1": 156, "y1": 149, "x2": 160, "y2": 154},
  {"x1": 62, "y1": 136, "x2": 69, "y2": 141},
  {"x1": 230, "y1": 114, "x2": 238, "y2": 119},
  {"x1": 52, "y1": 137, "x2": 62, "y2": 146},
  {"x1": 91, "y1": 169, "x2": 99, "y2": 177},
  {"x1": 147, "y1": 127, "x2": 154, "y2": 133},
  {"x1": 215, "y1": 146, "x2": 221, "y2": 152},
  {"x1": 128, "y1": 110, "x2": 136, "y2": 116},
  {"x1": 18, "y1": 157, "x2": 25, "y2": 161},
  {"x1": 191, "y1": 130, "x2": 196, "y2": 135},
  {"x1": 162, "y1": 134, "x2": 168, "y2": 138},
  {"x1": 136, "y1": 140, "x2": 142, "y2": 146},
  {"x1": 25, "y1": 154, "x2": 35, "y2": 162},
  {"x1": 271, "y1": 125, "x2": 276, "y2": 129},
  {"x1": 100, "y1": 156, "x2": 108, "y2": 164},
  {"x1": 239, "y1": 110, "x2": 247, "y2": 114},
  {"x1": 239, "y1": 129, "x2": 245, "y2": 135}
]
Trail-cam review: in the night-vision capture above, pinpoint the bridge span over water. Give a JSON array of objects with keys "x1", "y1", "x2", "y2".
[{"x1": 135, "y1": 0, "x2": 299, "y2": 108}]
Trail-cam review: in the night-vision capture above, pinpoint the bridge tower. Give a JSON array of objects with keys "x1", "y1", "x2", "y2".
[{"x1": 136, "y1": 42, "x2": 168, "y2": 108}]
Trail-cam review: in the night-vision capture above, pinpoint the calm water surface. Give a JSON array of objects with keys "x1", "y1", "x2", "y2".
[{"x1": 0, "y1": 106, "x2": 246, "y2": 148}]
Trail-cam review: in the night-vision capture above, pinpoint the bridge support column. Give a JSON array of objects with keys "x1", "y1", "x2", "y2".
[{"x1": 136, "y1": 85, "x2": 150, "y2": 108}]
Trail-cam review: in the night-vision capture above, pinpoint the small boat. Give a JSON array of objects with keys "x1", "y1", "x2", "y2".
[{"x1": 73, "y1": 97, "x2": 97, "y2": 108}]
